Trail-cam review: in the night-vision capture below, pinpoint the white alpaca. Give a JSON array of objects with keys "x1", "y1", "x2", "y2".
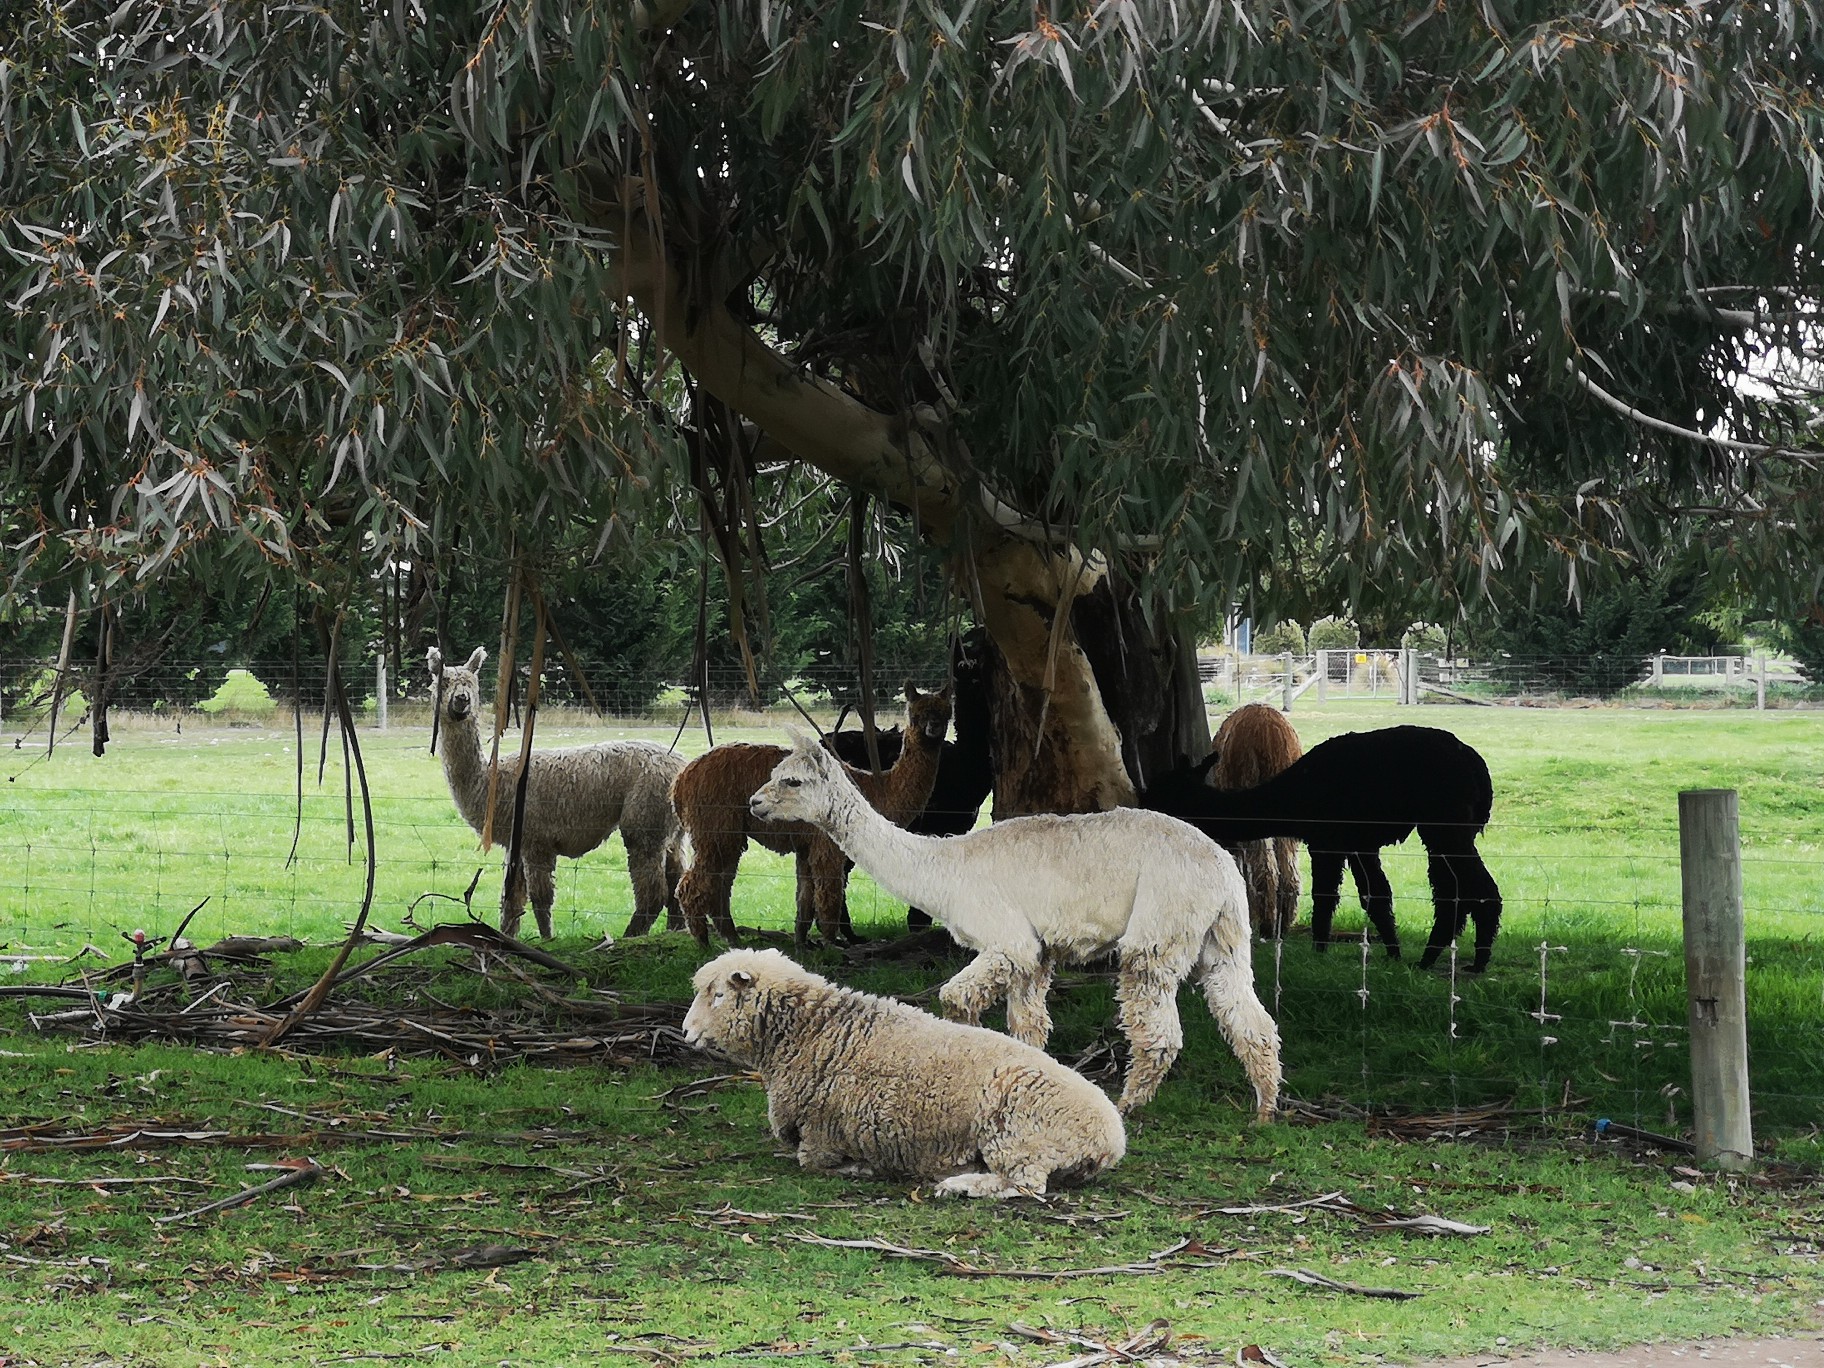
[
  {"x1": 428, "y1": 647, "x2": 686, "y2": 940},
  {"x1": 751, "y1": 733, "x2": 1282, "y2": 1119}
]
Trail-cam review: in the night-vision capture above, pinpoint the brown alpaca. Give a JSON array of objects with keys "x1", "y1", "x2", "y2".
[
  {"x1": 671, "y1": 684, "x2": 952, "y2": 948},
  {"x1": 1210, "y1": 704, "x2": 1304, "y2": 938}
]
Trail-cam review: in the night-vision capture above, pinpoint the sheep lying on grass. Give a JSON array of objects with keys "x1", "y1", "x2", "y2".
[
  {"x1": 428, "y1": 646, "x2": 685, "y2": 939},
  {"x1": 683, "y1": 947, "x2": 1125, "y2": 1198}
]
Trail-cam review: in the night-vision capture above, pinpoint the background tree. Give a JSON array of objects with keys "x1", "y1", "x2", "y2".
[{"x1": 5, "y1": 0, "x2": 1823, "y2": 811}]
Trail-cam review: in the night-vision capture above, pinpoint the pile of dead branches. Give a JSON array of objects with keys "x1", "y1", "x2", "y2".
[{"x1": 3, "y1": 921, "x2": 697, "y2": 1070}]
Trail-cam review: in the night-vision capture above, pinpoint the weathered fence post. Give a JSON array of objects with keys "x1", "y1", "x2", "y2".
[
  {"x1": 376, "y1": 654, "x2": 389, "y2": 730},
  {"x1": 1282, "y1": 652, "x2": 1294, "y2": 711},
  {"x1": 1678, "y1": 788, "x2": 1753, "y2": 1170},
  {"x1": 1315, "y1": 649, "x2": 1328, "y2": 704},
  {"x1": 1756, "y1": 655, "x2": 1766, "y2": 711}
]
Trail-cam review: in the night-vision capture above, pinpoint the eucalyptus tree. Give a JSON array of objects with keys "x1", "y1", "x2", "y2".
[{"x1": 5, "y1": 0, "x2": 1822, "y2": 812}]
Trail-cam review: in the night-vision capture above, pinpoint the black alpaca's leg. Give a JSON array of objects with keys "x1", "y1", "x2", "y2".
[
  {"x1": 1457, "y1": 852, "x2": 1503, "y2": 973},
  {"x1": 1308, "y1": 851, "x2": 1346, "y2": 952},
  {"x1": 1419, "y1": 852, "x2": 1461, "y2": 970},
  {"x1": 1348, "y1": 852, "x2": 1400, "y2": 960}
]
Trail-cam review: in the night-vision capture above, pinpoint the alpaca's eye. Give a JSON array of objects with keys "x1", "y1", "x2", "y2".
[{"x1": 783, "y1": 777, "x2": 802, "y2": 787}]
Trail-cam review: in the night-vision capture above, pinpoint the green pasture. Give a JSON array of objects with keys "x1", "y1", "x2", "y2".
[{"x1": 2, "y1": 701, "x2": 1822, "y2": 1365}]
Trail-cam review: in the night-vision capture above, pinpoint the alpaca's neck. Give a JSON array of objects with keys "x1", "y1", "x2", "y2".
[
  {"x1": 820, "y1": 776, "x2": 950, "y2": 908},
  {"x1": 862, "y1": 720, "x2": 943, "y2": 820},
  {"x1": 437, "y1": 711, "x2": 499, "y2": 831}
]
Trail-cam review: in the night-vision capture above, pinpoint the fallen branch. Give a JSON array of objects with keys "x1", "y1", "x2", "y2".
[
  {"x1": 1265, "y1": 1266, "x2": 1419, "y2": 1299},
  {"x1": 155, "y1": 1156, "x2": 324, "y2": 1224},
  {"x1": 777, "y1": 1232, "x2": 1235, "y2": 1280}
]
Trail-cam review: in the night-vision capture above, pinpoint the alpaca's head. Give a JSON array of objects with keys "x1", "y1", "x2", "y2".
[
  {"x1": 428, "y1": 646, "x2": 488, "y2": 723},
  {"x1": 903, "y1": 682, "x2": 953, "y2": 744},
  {"x1": 750, "y1": 731, "x2": 850, "y2": 827}
]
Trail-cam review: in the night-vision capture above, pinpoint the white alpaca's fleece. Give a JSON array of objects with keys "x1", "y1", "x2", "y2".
[
  {"x1": 683, "y1": 948, "x2": 1125, "y2": 1199},
  {"x1": 751, "y1": 733, "x2": 1283, "y2": 1120}
]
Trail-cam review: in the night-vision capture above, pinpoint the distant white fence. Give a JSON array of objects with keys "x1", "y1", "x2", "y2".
[{"x1": 1200, "y1": 650, "x2": 1808, "y2": 710}]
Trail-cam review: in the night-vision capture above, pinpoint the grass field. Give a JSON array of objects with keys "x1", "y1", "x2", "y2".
[{"x1": 2, "y1": 700, "x2": 1822, "y2": 1365}]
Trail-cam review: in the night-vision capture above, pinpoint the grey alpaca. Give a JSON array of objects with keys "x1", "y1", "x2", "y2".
[{"x1": 427, "y1": 647, "x2": 685, "y2": 939}]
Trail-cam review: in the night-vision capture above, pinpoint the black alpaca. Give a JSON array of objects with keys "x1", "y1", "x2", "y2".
[
  {"x1": 1139, "y1": 725, "x2": 1503, "y2": 972},
  {"x1": 828, "y1": 632, "x2": 995, "y2": 929}
]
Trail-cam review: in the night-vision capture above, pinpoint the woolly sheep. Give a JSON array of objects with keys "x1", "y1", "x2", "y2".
[
  {"x1": 428, "y1": 646, "x2": 685, "y2": 939},
  {"x1": 683, "y1": 947, "x2": 1126, "y2": 1198}
]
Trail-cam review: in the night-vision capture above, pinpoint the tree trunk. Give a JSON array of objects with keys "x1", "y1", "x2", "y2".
[{"x1": 606, "y1": 196, "x2": 1166, "y2": 818}]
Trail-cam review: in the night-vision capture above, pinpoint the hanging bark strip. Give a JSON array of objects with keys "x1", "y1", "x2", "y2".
[
  {"x1": 502, "y1": 572, "x2": 548, "y2": 932},
  {"x1": 845, "y1": 488, "x2": 882, "y2": 770},
  {"x1": 285, "y1": 590, "x2": 306, "y2": 867},
  {"x1": 480, "y1": 551, "x2": 522, "y2": 852},
  {"x1": 261, "y1": 656, "x2": 379, "y2": 1047},
  {"x1": 90, "y1": 598, "x2": 113, "y2": 757},
  {"x1": 45, "y1": 588, "x2": 78, "y2": 758}
]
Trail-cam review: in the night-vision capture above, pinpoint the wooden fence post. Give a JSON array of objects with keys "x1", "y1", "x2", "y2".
[
  {"x1": 376, "y1": 654, "x2": 389, "y2": 730},
  {"x1": 1678, "y1": 788, "x2": 1753, "y2": 1170}
]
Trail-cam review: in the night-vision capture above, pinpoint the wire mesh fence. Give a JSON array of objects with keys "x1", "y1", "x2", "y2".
[{"x1": 3, "y1": 659, "x2": 1821, "y2": 1138}]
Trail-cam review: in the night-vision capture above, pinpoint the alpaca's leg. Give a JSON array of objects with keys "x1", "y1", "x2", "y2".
[
  {"x1": 792, "y1": 849, "x2": 819, "y2": 949},
  {"x1": 1419, "y1": 851, "x2": 1461, "y2": 969},
  {"x1": 806, "y1": 839, "x2": 856, "y2": 946},
  {"x1": 1197, "y1": 939, "x2": 1284, "y2": 1123},
  {"x1": 663, "y1": 844, "x2": 686, "y2": 931},
  {"x1": 1112, "y1": 953, "x2": 1184, "y2": 1114},
  {"x1": 1307, "y1": 851, "x2": 1346, "y2": 951},
  {"x1": 1422, "y1": 849, "x2": 1502, "y2": 973},
  {"x1": 524, "y1": 856, "x2": 558, "y2": 940},
  {"x1": 678, "y1": 834, "x2": 742, "y2": 948},
  {"x1": 940, "y1": 951, "x2": 1013, "y2": 1026},
  {"x1": 1235, "y1": 840, "x2": 1276, "y2": 938},
  {"x1": 620, "y1": 833, "x2": 670, "y2": 937},
  {"x1": 1002, "y1": 960, "x2": 1056, "y2": 1049},
  {"x1": 1348, "y1": 852, "x2": 1400, "y2": 959},
  {"x1": 1272, "y1": 837, "x2": 1302, "y2": 937}
]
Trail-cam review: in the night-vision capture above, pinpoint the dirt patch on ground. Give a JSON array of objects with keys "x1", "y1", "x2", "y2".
[{"x1": 1414, "y1": 1333, "x2": 1821, "y2": 1368}]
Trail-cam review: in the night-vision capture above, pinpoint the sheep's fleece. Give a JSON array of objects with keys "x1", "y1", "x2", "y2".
[{"x1": 683, "y1": 949, "x2": 1126, "y2": 1198}]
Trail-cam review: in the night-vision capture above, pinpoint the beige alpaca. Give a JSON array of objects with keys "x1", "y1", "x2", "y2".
[
  {"x1": 428, "y1": 647, "x2": 685, "y2": 939},
  {"x1": 752, "y1": 733, "x2": 1282, "y2": 1119},
  {"x1": 670, "y1": 684, "x2": 950, "y2": 947},
  {"x1": 1211, "y1": 704, "x2": 1304, "y2": 938}
]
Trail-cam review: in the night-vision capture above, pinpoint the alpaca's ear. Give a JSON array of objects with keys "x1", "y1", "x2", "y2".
[
  {"x1": 903, "y1": 680, "x2": 918, "y2": 701},
  {"x1": 426, "y1": 647, "x2": 443, "y2": 673},
  {"x1": 784, "y1": 726, "x2": 819, "y2": 753},
  {"x1": 464, "y1": 647, "x2": 487, "y2": 672},
  {"x1": 1193, "y1": 751, "x2": 1220, "y2": 780}
]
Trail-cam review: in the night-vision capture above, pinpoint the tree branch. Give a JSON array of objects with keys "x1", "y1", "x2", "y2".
[{"x1": 1567, "y1": 364, "x2": 1824, "y2": 464}]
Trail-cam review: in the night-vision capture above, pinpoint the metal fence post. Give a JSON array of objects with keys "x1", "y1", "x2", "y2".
[
  {"x1": 377, "y1": 654, "x2": 389, "y2": 730},
  {"x1": 1678, "y1": 788, "x2": 1753, "y2": 1170}
]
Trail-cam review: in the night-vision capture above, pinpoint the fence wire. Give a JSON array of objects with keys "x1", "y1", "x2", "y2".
[{"x1": 2, "y1": 681, "x2": 1820, "y2": 1137}]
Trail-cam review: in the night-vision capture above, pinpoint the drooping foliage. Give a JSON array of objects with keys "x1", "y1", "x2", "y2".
[{"x1": 4, "y1": 0, "x2": 1822, "y2": 644}]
